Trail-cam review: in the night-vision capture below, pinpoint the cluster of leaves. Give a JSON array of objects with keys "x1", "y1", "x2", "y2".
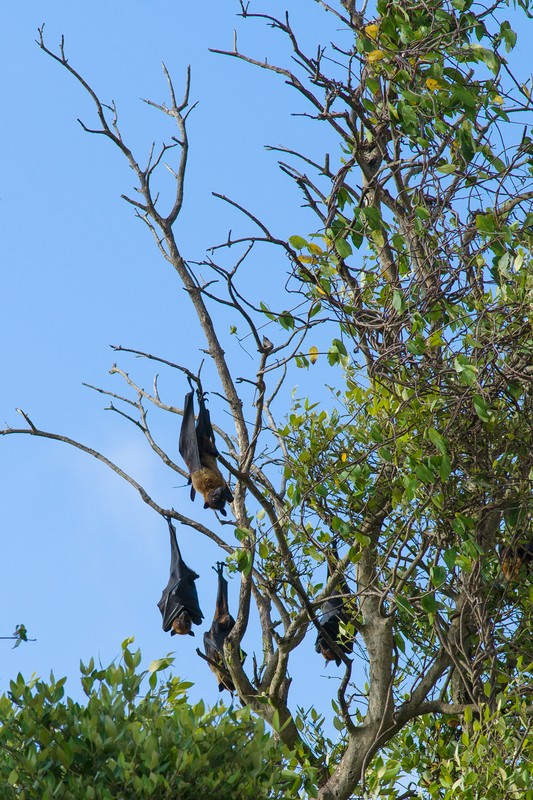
[
  {"x1": 0, "y1": 640, "x2": 310, "y2": 799},
  {"x1": 386, "y1": 686, "x2": 533, "y2": 800},
  {"x1": 277, "y1": 0, "x2": 533, "y2": 694},
  {"x1": 0, "y1": 625, "x2": 32, "y2": 648}
]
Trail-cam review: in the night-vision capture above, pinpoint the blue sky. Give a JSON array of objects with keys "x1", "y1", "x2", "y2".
[{"x1": 0, "y1": 0, "x2": 358, "y2": 722}]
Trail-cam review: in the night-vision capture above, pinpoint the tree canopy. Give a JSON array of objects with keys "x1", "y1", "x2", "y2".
[
  {"x1": 2, "y1": 0, "x2": 532, "y2": 798},
  {"x1": 0, "y1": 640, "x2": 310, "y2": 799}
]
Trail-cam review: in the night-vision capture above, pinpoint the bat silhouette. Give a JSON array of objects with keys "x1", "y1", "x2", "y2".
[
  {"x1": 203, "y1": 562, "x2": 245, "y2": 692},
  {"x1": 179, "y1": 385, "x2": 233, "y2": 515},
  {"x1": 315, "y1": 550, "x2": 354, "y2": 666},
  {"x1": 501, "y1": 538, "x2": 533, "y2": 581},
  {"x1": 158, "y1": 517, "x2": 204, "y2": 636}
]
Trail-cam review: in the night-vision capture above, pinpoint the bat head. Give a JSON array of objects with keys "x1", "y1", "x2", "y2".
[
  {"x1": 204, "y1": 487, "x2": 229, "y2": 514},
  {"x1": 315, "y1": 639, "x2": 341, "y2": 666},
  {"x1": 171, "y1": 610, "x2": 194, "y2": 636},
  {"x1": 217, "y1": 612, "x2": 234, "y2": 629}
]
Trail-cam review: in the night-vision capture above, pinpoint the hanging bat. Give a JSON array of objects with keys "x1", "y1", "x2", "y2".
[
  {"x1": 501, "y1": 538, "x2": 533, "y2": 581},
  {"x1": 315, "y1": 550, "x2": 354, "y2": 666},
  {"x1": 179, "y1": 385, "x2": 233, "y2": 516},
  {"x1": 203, "y1": 562, "x2": 245, "y2": 692},
  {"x1": 157, "y1": 517, "x2": 204, "y2": 636}
]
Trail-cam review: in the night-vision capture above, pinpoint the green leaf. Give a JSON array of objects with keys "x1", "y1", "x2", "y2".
[
  {"x1": 473, "y1": 394, "x2": 490, "y2": 421},
  {"x1": 454, "y1": 356, "x2": 478, "y2": 385},
  {"x1": 415, "y1": 463, "x2": 435, "y2": 483},
  {"x1": 471, "y1": 44, "x2": 498, "y2": 73},
  {"x1": 259, "y1": 301, "x2": 276, "y2": 321},
  {"x1": 335, "y1": 237, "x2": 353, "y2": 258},
  {"x1": 366, "y1": 76, "x2": 381, "y2": 94},
  {"x1": 437, "y1": 163, "x2": 458, "y2": 174},
  {"x1": 148, "y1": 656, "x2": 174, "y2": 673},
  {"x1": 439, "y1": 452, "x2": 451, "y2": 481},
  {"x1": 428, "y1": 428, "x2": 447, "y2": 454},
  {"x1": 234, "y1": 527, "x2": 249, "y2": 543},
  {"x1": 370, "y1": 229, "x2": 385, "y2": 248},
  {"x1": 327, "y1": 338, "x2": 349, "y2": 367},
  {"x1": 500, "y1": 21, "x2": 517, "y2": 52},
  {"x1": 278, "y1": 311, "x2": 295, "y2": 330},
  {"x1": 289, "y1": 235, "x2": 308, "y2": 250},
  {"x1": 392, "y1": 290, "x2": 406, "y2": 314},
  {"x1": 332, "y1": 338, "x2": 348, "y2": 356},
  {"x1": 236, "y1": 549, "x2": 253, "y2": 576},
  {"x1": 443, "y1": 548, "x2": 457, "y2": 570},
  {"x1": 430, "y1": 566, "x2": 447, "y2": 587},
  {"x1": 258, "y1": 541, "x2": 269, "y2": 559},
  {"x1": 361, "y1": 206, "x2": 382, "y2": 228},
  {"x1": 490, "y1": 156, "x2": 506, "y2": 173},
  {"x1": 421, "y1": 593, "x2": 437, "y2": 614},
  {"x1": 406, "y1": 336, "x2": 426, "y2": 355},
  {"x1": 475, "y1": 213, "x2": 495, "y2": 233},
  {"x1": 8, "y1": 770, "x2": 18, "y2": 786}
]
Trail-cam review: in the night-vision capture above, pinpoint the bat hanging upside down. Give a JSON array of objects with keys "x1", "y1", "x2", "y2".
[
  {"x1": 315, "y1": 551, "x2": 355, "y2": 666},
  {"x1": 203, "y1": 562, "x2": 245, "y2": 692},
  {"x1": 158, "y1": 517, "x2": 204, "y2": 636},
  {"x1": 179, "y1": 385, "x2": 233, "y2": 516},
  {"x1": 500, "y1": 538, "x2": 533, "y2": 581}
]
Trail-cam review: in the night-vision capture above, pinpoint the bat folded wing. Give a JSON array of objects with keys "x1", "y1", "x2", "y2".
[
  {"x1": 158, "y1": 580, "x2": 204, "y2": 633},
  {"x1": 179, "y1": 391, "x2": 203, "y2": 474}
]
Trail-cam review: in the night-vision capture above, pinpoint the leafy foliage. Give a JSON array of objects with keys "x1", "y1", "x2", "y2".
[
  {"x1": 0, "y1": 640, "x2": 310, "y2": 799},
  {"x1": 386, "y1": 680, "x2": 533, "y2": 799}
]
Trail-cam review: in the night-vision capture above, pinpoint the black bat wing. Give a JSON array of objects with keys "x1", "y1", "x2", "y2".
[
  {"x1": 204, "y1": 564, "x2": 235, "y2": 651},
  {"x1": 315, "y1": 549, "x2": 355, "y2": 664},
  {"x1": 516, "y1": 538, "x2": 533, "y2": 564},
  {"x1": 158, "y1": 519, "x2": 204, "y2": 632},
  {"x1": 319, "y1": 598, "x2": 343, "y2": 626},
  {"x1": 203, "y1": 631, "x2": 232, "y2": 692},
  {"x1": 179, "y1": 391, "x2": 202, "y2": 477},
  {"x1": 315, "y1": 598, "x2": 341, "y2": 641},
  {"x1": 203, "y1": 629, "x2": 245, "y2": 693},
  {"x1": 315, "y1": 598, "x2": 353, "y2": 663},
  {"x1": 204, "y1": 619, "x2": 234, "y2": 652},
  {"x1": 203, "y1": 630, "x2": 223, "y2": 659},
  {"x1": 501, "y1": 538, "x2": 533, "y2": 580},
  {"x1": 158, "y1": 576, "x2": 204, "y2": 632},
  {"x1": 195, "y1": 392, "x2": 219, "y2": 459}
]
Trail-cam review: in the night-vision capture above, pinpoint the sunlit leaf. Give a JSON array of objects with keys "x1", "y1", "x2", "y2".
[
  {"x1": 365, "y1": 24, "x2": 379, "y2": 40},
  {"x1": 425, "y1": 77, "x2": 443, "y2": 92},
  {"x1": 289, "y1": 235, "x2": 308, "y2": 250},
  {"x1": 437, "y1": 163, "x2": 458, "y2": 174},
  {"x1": 475, "y1": 213, "x2": 495, "y2": 233}
]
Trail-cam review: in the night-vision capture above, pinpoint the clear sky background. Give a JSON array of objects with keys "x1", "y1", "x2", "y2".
[
  {"x1": 1, "y1": 0, "x2": 530, "y2": 730},
  {"x1": 0, "y1": 0, "x2": 358, "y2": 720}
]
